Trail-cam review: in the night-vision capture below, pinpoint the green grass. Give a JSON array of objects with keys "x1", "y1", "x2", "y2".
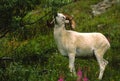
[{"x1": 0, "y1": 0, "x2": 120, "y2": 81}]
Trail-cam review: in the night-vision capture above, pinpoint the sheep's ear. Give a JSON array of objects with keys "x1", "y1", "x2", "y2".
[{"x1": 65, "y1": 20, "x2": 69, "y2": 23}]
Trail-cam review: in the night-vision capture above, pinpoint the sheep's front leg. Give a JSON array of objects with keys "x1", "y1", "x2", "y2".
[{"x1": 68, "y1": 53, "x2": 76, "y2": 75}]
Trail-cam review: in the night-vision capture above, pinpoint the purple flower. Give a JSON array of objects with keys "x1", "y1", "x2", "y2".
[
  {"x1": 58, "y1": 78, "x2": 64, "y2": 81},
  {"x1": 77, "y1": 68, "x2": 82, "y2": 81},
  {"x1": 58, "y1": 74, "x2": 64, "y2": 81},
  {"x1": 83, "y1": 76, "x2": 88, "y2": 81},
  {"x1": 77, "y1": 69, "x2": 82, "y2": 77}
]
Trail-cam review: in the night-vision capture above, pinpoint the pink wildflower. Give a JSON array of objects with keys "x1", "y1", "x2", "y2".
[
  {"x1": 77, "y1": 69, "x2": 82, "y2": 77},
  {"x1": 58, "y1": 74, "x2": 64, "y2": 81},
  {"x1": 83, "y1": 76, "x2": 88, "y2": 81},
  {"x1": 58, "y1": 78, "x2": 64, "y2": 81},
  {"x1": 76, "y1": 68, "x2": 82, "y2": 81}
]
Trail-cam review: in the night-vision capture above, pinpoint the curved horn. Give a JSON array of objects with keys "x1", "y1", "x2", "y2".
[
  {"x1": 63, "y1": 13, "x2": 76, "y2": 30},
  {"x1": 71, "y1": 19, "x2": 76, "y2": 29}
]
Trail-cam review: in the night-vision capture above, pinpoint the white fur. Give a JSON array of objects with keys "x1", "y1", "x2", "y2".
[{"x1": 54, "y1": 13, "x2": 110, "y2": 80}]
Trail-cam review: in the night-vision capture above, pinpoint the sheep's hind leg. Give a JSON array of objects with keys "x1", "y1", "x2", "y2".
[
  {"x1": 94, "y1": 48, "x2": 108, "y2": 80},
  {"x1": 98, "y1": 58, "x2": 108, "y2": 80}
]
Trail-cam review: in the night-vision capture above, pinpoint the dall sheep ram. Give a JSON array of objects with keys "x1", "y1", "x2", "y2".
[{"x1": 53, "y1": 13, "x2": 110, "y2": 80}]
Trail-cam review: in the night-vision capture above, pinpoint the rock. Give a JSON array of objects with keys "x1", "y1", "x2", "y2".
[{"x1": 91, "y1": 0, "x2": 119, "y2": 16}]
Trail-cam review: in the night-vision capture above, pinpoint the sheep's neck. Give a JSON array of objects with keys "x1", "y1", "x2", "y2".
[{"x1": 54, "y1": 24, "x2": 66, "y2": 37}]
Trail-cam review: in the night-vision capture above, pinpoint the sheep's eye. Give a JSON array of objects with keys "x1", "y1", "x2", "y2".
[{"x1": 62, "y1": 17, "x2": 65, "y2": 19}]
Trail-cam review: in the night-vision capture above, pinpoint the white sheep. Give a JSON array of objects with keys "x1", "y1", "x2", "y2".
[{"x1": 54, "y1": 13, "x2": 110, "y2": 80}]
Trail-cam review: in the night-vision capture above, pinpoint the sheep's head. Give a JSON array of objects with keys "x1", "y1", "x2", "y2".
[
  {"x1": 54, "y1": 13, "x2": 75, "y2": 29},
  {"x1": 55, "y1": 13, "x2": 68, "y2": 25}
]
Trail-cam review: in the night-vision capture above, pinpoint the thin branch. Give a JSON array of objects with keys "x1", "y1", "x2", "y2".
[{"x1": 0, "y1": 30, "x2": 9, "y2": 38}]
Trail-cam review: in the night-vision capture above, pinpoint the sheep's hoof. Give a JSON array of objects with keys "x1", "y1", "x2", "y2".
[
  {"x1": 98, "y1": 77, "x2": 102, "y2": 80},
  {"x1": 69, "y1": 72, "x2": 77, "y2": 77}
]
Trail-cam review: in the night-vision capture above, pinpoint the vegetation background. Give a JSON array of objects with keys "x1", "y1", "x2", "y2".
[{"x1": 0, "y1": 0, "x2": 120, "y2": 81}]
